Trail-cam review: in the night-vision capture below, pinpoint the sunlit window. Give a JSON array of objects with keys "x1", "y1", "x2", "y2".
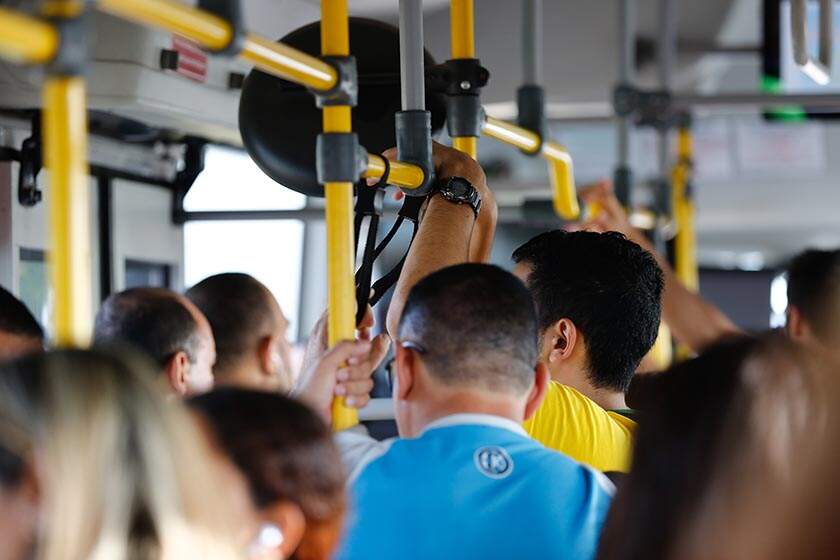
[
  {"x1": 183, "y1": 145, "x2": 306, "y2": 212},
  {"x1": 183, "y1": 146, "x2": 306, "y2": 340},
  {"x1": 770, "y1": 273, "x2": 788, "y2": 328}
]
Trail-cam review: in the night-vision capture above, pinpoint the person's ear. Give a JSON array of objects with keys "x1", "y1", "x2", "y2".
[
  {"x1": 523, "y1": 362, "x2": 551, "y2": 421},
  {"x1": 547, "y1": 319, "x2": 578, "y2": 364},
  {"x1": 260, "y1": 501, "x2": 306, "y2": 559},
  {"x1": 258, "y1": 335, "x2": 280, "y2": 377},
  {"x1": 786, "y1": 305, "x2": 808, "y2": 341},
  {"x1": 394, "y1": 344, "x2": 416, "y2": 401},
  {"x1": 164, "y1": 351, "x2": 191, "y2": 397}
]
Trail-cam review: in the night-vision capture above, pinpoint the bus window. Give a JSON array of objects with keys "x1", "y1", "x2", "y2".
[{"x1": 183, "y1": 146, "x2": 305, "y2": 341}]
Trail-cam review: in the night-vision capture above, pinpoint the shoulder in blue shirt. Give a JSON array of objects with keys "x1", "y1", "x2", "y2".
[{"x1": 338, "y1": 417, "x2": 614, "y2": 560}]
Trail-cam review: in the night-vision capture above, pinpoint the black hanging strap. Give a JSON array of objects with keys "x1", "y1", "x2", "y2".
[
  {"x1": 353, "y1": 185, "x2": 384, "y2": 325},
  {"x1": 352, "y1": 156, "x2": 428, "y2": 325},
  {"x1": 367, "y1": 195, "x2": 425, "y2": 307},
  {"x1": 369, "y1": 220, "x2": 420, "y2": 306}
]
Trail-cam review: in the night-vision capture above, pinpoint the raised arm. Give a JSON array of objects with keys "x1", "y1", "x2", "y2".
[
  {"x1": 578, "y1": 181, "x2": 741, "y2": 354},
  {"x1": 386, "y1": 142, "x2": 495, "y2": 338}
]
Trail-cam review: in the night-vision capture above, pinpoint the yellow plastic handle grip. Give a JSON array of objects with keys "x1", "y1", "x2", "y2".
[
  {"x1": 543, "y1": 142, "x2": 579, "y2": 220},
  {"x1": 331, "y1": 399, "x2": 358, "y2": 431}
]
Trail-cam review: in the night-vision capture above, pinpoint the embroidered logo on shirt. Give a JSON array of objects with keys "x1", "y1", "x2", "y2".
[{"x1": 474, "y1": 446, "x2": 514, "y2": 479}]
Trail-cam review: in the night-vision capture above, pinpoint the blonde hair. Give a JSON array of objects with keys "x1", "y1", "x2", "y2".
[{"x1": 0, "y1": 349, "x2": 244, "y2": 560}]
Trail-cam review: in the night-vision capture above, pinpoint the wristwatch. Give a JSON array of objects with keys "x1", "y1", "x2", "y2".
[{"x1": 434, "y1": 176, "x2": 482, "y2": 218}]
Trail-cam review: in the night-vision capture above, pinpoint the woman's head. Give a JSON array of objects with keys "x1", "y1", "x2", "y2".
[
  {"x1": 0, "y1": 348, "x2": 243, "y2": 560},
  {"x1": 599, "y1": 332, "x2": 832, "y2": 560},
  {"x1": 189, "y1": 388, "x2": 347, "y2": 560}
]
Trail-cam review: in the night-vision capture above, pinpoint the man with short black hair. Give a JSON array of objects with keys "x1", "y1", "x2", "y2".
[
  {"x1": 511, "y1": 230, "x2": 663, "y2": 408},
  {"x1": 785, "y1": 249, "x2": 840, "y2": 362},
  {"x1": 336, "y1": 263, "x2": 613, "y2": 560},
  {"x1": 0, "y1": 286, "x2": 44, "y2": 361},
  {"x1": 186, "y1": 273, "x2": 294, "y2": 392},
  {"x1": 94, "y1": 287, "x2": 215, "y2": 396}
]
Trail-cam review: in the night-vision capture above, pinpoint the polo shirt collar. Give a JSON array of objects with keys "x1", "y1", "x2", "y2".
[{"x1": 421, "y1": 413, "x2": 528, "y2": 438}]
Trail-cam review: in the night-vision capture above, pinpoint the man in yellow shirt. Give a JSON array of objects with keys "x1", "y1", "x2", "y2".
[
  {"x1": 385, "y1": 143, "x2": 656, "y2": 473},
  {"x1": 511, "y1": 231, "x2": 663, "y2": 472}
]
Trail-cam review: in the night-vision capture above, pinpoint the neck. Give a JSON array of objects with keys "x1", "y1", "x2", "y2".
[
  {"x1": 548, "y1": 367, "x2": 627, "y2": 410},
  {"x1": 214, "y1": 361, "x2": 263, "y2": 390},
  {"x1": 585, "y1": 387, "x2": 627, "y2": 410},
  {"x1": 411, "y1": 390, "x2": 526, "y2": 436}
]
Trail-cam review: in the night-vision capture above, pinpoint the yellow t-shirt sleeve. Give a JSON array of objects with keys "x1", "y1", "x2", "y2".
[{"x1": 523, "y1": 381, "x2": 636, "y2": 472}]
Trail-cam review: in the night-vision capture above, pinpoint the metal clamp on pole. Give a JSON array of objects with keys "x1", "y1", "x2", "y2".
[
  {"x1": 395, "y1": 111, "x2": 434, "y2": 195},
  {"x1": 315, "y1": 133, "x2": 367, "y2": 184},
  {"x1": 311, "y1": 55, "x2": 359, "y2": 107},
  {"x1": 396, "y1": 0, "x2": 435, "y2": 196},
  {"x1": 517, "y1": 84, "x2": 545, "y2": 148},
  {"x1": 441, "y1": 58, "x2": 489, "y2": 146},
  {"x1": 197, "y1": 0, "x2": 245, "y2": 55}
]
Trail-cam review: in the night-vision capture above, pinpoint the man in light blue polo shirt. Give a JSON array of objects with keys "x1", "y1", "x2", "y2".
[{"x1": 336, "y1": 263, "x2": 614, "y2": 560}]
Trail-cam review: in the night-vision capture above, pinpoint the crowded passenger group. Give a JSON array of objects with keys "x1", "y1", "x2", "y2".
[{"x1": 1, "y1": 143, "x2": 839, "y2": 559}]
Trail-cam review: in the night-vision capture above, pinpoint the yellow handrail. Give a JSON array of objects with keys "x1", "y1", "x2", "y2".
[
  {"x1": 542, "y1": 141, "x2": 579, "y2": 220},
  {"x1": 483, "y1": 115, "x2": 541, "y2": 152},
  {"x1": 483, "y1": 116, "x2": 579, "y2": 220},
  {"x1": 363, "y1": 154, "x2": 426, "y2": 189},
  {"x1": 43, "y1": 76, "x2": 93, "y2": 347},
  {"x1": 0, "y1": 7, "x2": 59, "y2": 64},
  {"x1": 320, "y1": 0, "x2": 357, "y2": 431},
  {"x1": 97, "y1": 0, "x2": 338, "y2": 91}
]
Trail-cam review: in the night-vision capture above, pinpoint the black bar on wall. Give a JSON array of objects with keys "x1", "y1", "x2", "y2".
[{"x1": 97, "y1": 175, "x2": 113, "y2": 301}]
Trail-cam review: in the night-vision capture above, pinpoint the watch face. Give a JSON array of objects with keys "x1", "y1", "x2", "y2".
[{"x1": 445, "y1": 178, "x2": 471, "y2": 199}]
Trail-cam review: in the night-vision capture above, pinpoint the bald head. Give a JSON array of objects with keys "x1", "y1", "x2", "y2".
[
  {"x1": 186, "y1": 274, "x2": 292, "y2": 391},
  {"x1": 94, "y1": 287, "x2": 215, "y2": 395}
]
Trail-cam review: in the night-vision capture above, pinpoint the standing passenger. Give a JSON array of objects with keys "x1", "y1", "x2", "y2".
[
  {"x1": 0, "y1": 286, "x2": 44, "y2": 361},
  {"x1": 186, "y1": 272, "x2": 387, "y2": 410},
  {"x1": 336, "y1": 264, "x2": 614, "y2": 560},
  {"x1": 186, "y1": 273, "x2": 295, "y2": 391},
  {"x1": 784, "y1": 249, "x2": 840, "y2": 367},
  {"x1": 94, "y1": 287, "x2": 216, "y2": 396}
]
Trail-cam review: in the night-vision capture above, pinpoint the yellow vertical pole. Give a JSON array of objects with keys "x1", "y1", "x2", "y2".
[
  {"x1": 450, "y1": 0, "x2": 478, "y2": 159},
  {"x1": 450, "y1": 0, "x2": 475, "y2": 59},
  {"x1": 321, "y1": 0, "x2": 357, "y2": 430},
  {"x1": 453, "y1": 136, "x2": 477, "y2": 159},
  {"x1": 673, "y1": 126, "x2": 697, "y2": 361},
  {"x1": 673, "y1": 127, "x2": 698, "y2": 291},
  {"x1": 43, "y1": 77, "x2": 92, "y2": 347}
]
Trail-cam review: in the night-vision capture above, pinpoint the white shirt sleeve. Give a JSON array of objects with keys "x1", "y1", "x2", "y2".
[{"x1": 334, "y1": 424, "x2": 396, "y2": 483}]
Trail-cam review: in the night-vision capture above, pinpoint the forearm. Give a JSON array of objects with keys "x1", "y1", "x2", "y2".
[
  {"x1": 627, "y1": 229, "x2": 741, "y2": 353},
  {"x1": 386, "y1": 197, "x2": 474, "y2": 337}
]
